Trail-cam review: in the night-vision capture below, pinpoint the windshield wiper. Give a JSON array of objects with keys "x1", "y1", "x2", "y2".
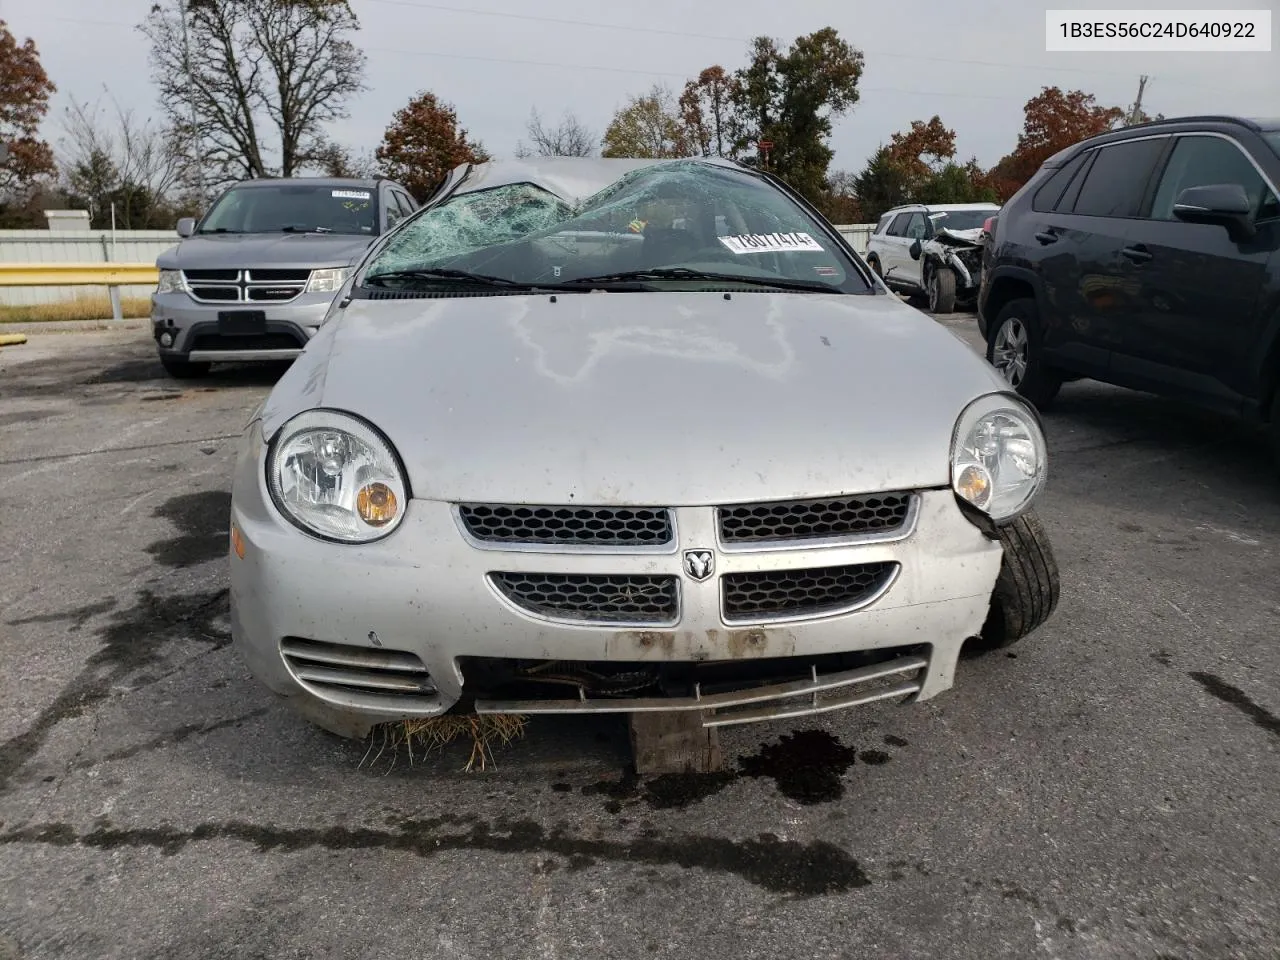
[
  {"x1": 564, "y1": 267, "x2": 841, "y2": 294},
  {"x1": 281, "y1": 225, "x2": 332, "y2": 234},
  {"x1": 363, "y1": 268, "x2": 564, "y2": 290},
  {"x1": 197, "y1": 228, "x2": 242, "y2": 234}
]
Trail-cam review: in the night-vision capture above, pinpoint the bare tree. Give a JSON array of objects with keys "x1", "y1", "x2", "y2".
[
  {"x1": 514, "y1": 107, "x2": 596, "y2": 158},
  {"x1": 59, "y1": 90, "x2": 189, "y2": 227},
  {"x1": 138, "y1": 0, "x2": 366, "y2": 190}
]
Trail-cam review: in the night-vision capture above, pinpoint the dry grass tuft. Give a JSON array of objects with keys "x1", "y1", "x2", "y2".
[
  {"x1": 362, "y1": 714, "x2": 529, "y2": 773},
  {"x1": 0, "y1": 295, "x2": 152, "y2": 324}
]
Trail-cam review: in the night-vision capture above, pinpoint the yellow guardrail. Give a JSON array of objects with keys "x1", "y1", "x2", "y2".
[{"x1": 0, "y1": 262, "x2": 159, "y2": 286}]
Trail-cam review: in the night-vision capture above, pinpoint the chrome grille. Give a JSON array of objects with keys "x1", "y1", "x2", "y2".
[
  {"x1": 182, "y1": 268, "x2": 311, "y2": 304},
  {"x1": 280, "y1": 637, "x2": 438, "y2": 707},
  {"x1": 722, "y1": 562, "x2": 898, "y2": 623},
  {"x1": 459, "y1": 504, "x2": 673, "y2": 547},
  {"x1": 719, "y1": 493, "x2": 914, "y2": 545},
  {"x1": 490, "y1": 573, "x2": 679, "y2": 625}
]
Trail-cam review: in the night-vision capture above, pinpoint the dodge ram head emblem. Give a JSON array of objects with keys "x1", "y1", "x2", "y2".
[{"x1": 683, "y1": 549, "x2": 714, "y2": 581}]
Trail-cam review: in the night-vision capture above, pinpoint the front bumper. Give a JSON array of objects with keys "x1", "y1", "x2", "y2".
[
  {"x1": 150, "y1": 291, "x2": 335, "y2": 362},
  {"x1": 229, "y1": 426, "x2": 1005, "y2": 737}
]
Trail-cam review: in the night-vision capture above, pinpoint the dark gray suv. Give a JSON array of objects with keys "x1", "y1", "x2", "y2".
[
  {"x1": 151, "y1": 176, "x2": 418, "y2": 378},
  {"x1": 979, "y1": 115, "x2": 1280, "y2": 466}
]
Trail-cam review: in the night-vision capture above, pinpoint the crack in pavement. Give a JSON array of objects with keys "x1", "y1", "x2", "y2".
[{"x1": 72, "y1": 708, "x2": 271, "y2": 769}]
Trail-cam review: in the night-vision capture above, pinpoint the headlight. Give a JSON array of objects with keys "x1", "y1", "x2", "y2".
[
  {"x1": 306, "y1": 267, "x2": 351, "y2": 293},
  {"x1": 156, "y1": 269, "x2": 186, "y2": 294},
  {"x1": 950, "y1": 394, "x2": 1046, "y2": 522},
  {"x1": 267, "y1": 410, "x2": 409, "y2": 542}
]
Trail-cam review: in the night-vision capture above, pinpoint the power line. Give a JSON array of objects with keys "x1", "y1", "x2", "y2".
[{"x1": 358, "y1": 0, "x2": 1192, "y2": 84}]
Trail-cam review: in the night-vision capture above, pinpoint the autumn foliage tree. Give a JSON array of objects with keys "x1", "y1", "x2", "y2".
[
  {"x1": 679, "y1": 66, "x2": 736, "y2": 158},
  {"x1": 376, "y1": 92, "x2": 489, "y2": 200},
  {"x1": 601, "y1": 85, "x2": 691, "y2": 159},
  {"x1": 0, "y1": 20, "x2": 57, "y2": 196},
  {"x1": 991, "y1": 86, "x2": 1124, "y2": 199}
]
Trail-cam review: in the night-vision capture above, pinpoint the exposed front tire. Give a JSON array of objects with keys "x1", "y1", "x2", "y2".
[
  {"x1": 927, "y1": 267, "x2": 957, "y2": 314},
  {"x1": 975, "y1": 510, "x2": 1061, "y2": 650},
  {"x1": 986, "y1": 297, "x2": 1062, "y2": 409},
  {"x1": 867, "y1": 254, "x2": 883, "y2": 278},
  {"x1": 160, "y1": 354, "x2": 211, "y2": 379}
]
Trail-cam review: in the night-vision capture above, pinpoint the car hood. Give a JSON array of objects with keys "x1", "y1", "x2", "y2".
[
  {"x1": 262, "y1": 291, "x2": 1010, "y2": 505},
  {"x1": 931, "y1": 227, "x2": 985, "y2": 248},
  {"x1": 157, "y1": 232, "x2": 375, "y2": 270}
]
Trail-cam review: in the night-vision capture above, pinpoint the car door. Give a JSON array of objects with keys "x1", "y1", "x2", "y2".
[
  {"x1": 874, "y1": 212, "x2": 909, "y2": 280},
  {"x1": 1033, "y1": 135, "x2": 1170, "y2": 372},
  {"x1": 1112, "y1": 132, "x2": 1280, "y2": 412}
]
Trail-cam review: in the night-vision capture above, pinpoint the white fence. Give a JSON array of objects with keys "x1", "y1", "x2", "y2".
[
  {"x1": 0, "y1": 223, "x2": 878, "y2": 308},
  {"x1": 834, "y1": 224, "x2": 876, "y2": 254},
  {"x1": 0, "y1": 230, "x2": 177, "y2": 306}
]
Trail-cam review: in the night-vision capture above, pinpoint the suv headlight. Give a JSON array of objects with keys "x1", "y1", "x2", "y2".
[
  {"x1": 306, "y1": 267, "x2": 351, "y2": 293},
  {"x1": 267, "y1": 410, "x2": 409, "y2": 543},
  {"x1": 950, "y1": 394, "x2": 1046, "y2": 522},
  {"x1": 156, "y1": 269, "x2": 186, "y2": 294}
]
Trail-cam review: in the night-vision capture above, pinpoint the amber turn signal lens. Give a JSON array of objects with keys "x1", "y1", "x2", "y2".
[
  {"x1": 356, "y1": 482, "x2": 398, "y2": 526},
  {"x1": 230, "y1": 524, "x2": 246, "y2": 559},
  {"x1": 956, "y1": 464, "x2": 992, "y2": 508}
]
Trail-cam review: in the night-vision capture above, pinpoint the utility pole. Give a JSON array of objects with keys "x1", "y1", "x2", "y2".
[{"x1": 1127, "y1": 75, "x2": 1150, "y2": 126}]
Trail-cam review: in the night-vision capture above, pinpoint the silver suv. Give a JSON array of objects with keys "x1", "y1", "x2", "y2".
[
  {"x1": 864, "y1": 202, "x2": 999, "y2": 314},
  {"x1": 151, "y1": 176, "x2": 418, "y2": 378}
]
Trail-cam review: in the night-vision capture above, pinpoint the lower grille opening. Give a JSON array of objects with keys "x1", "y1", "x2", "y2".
[
  {"x1": 281, "y1": 637, "x2": 438, "y2": 708},
  {"x1": 458, "y1": 645, "x2": 929, "y2": 703},
  {"x1": 723, "y1": 562, "x2": 898, "y2": 623},
  {"x1": 190, "y1": 332, "x2": 305, "y2": 352},
  {"x1": 490, "y1": 572, "x2": 678, "y2": 625}
]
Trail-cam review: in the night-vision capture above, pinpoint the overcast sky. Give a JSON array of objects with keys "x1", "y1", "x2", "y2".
[{"x1": 3, "y1": 0, "x2": 1277, "y2": 177}]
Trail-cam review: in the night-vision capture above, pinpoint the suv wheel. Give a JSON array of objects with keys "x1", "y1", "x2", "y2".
[
  {"x1": 867, "y1": 253, "x2": 883, "y2": 278},
  {"x1": 986, "y1": 298, "x2": 1062, "y2": 409},
  {"x1": 160, "y1": 354, "x2": 211, "y2": 379},
  {"x1": 927, "y1": 267, "x2": 956, "y2": 314}
]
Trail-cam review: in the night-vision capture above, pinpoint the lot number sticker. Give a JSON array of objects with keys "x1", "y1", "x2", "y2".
[
  {"x1": 719, "y1": 231, "x2": 824, "y2": 255},
  {"x1": 332, "y1": 190, "x2": 371, "y2": 200}
]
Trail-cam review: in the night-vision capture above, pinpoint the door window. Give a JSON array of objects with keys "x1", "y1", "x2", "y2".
[
  {"x1": 1032, "y1": 151, "x2": 1090, "y2": 212},
  {"x1": 1070, "y1": 138, "x2": 1168, "y2": 218},
  {"x1": 874, "y1": 213, "x2": 893, "y2": 234},
  {"x1": 886, "y1": 213, "x2": 911, "y2": 237},
  {"x1": 903, "y1": 212, "x2": 928, "y2": 239},
  {"x1": 1149, "y1": 135, "x2": 1279, "y2": 221}
]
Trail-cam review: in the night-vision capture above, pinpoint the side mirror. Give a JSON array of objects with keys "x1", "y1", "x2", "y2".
[
  {"x1": 1172, "y1": 183, "x2": 1256, "y2": 241},
  {"x1": 908, "y1": 239, "x2": 922, "y2": 261},
  {"x1": 176, "y1": 217, "x2": 196, "y2": 238}
]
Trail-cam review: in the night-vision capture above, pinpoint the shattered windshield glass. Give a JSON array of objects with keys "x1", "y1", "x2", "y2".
[
  {"x1": 200, "y1": 183, "x2": 378, "y2": 235},
  {"x1": 927, "y1": 210, "x2": 996, "y2": 232},
  {"x1": 363, "y1": 161, "x2": 870, "y2": 293}
]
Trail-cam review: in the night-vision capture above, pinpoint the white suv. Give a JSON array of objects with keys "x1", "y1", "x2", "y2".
[{"x1": 865, "y1": 202, "x2": 999, "y2": 314}]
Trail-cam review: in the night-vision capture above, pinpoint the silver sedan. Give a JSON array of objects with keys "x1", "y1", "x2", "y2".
[{"x1": 228, "y1": 157, "x2": 1060, "y2": 740}]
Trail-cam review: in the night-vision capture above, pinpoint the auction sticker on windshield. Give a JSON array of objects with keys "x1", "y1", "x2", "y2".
[
  {"x1": 332, "y1": 190, "x2": 372, "y2": 200},
  {"x1": 719, "y1": 232, "x2": 824, "y2": 254}
]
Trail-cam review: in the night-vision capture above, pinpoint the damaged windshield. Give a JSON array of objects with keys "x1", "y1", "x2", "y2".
[
  {"x1": 363, "y1": 160, "x2": 870, "y2": 294},
  {"x1": 926, "y1": 209, "x2": 998, "y2": 233}
]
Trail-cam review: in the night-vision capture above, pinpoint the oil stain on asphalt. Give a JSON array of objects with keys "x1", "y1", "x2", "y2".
[
  {"x1": 578, "y1": 728, "x2": 887, "y2": 813},
  {"x1": 146, "y1": 491, "x2": 234, "y2": 568},
  {"x1": 0, "y1": 815, "x2": 870, "y2": 896}
]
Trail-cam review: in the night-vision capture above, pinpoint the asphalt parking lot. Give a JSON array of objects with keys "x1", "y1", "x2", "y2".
[{"x1": 1, "y1": 316, "x2": 1278, "y2": 960}]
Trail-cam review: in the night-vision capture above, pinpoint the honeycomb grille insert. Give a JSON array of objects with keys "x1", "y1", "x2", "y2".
[
  {"x1": 719, "y1": 493, "x2": 914, "y2": 544},
  {"x1": 722, "y1": 562, "x2": 897, "y2": 622},
  {"x1": 460, "y1": 504, "x2": 673, "y2": 547},
  {"x1": 491, "y1": 573, "x2": 679, "y2": 624}
]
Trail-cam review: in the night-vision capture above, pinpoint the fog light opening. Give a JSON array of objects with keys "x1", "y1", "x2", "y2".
[{"x1": 160, "y1": 332, "x2": 174, "y2": 348}]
